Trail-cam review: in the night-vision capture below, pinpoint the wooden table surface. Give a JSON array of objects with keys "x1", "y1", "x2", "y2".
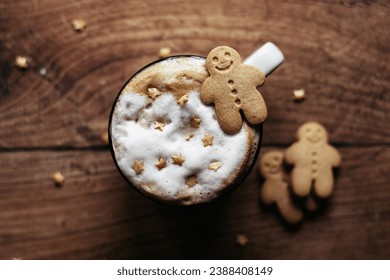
[{"x1": 1, "y1": 0, "x2": 389, "y2": 260}]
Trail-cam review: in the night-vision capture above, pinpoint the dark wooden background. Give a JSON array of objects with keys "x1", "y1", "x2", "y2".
[{"x1": 0, "y1": 0, "x2": 389, "y2": 259}]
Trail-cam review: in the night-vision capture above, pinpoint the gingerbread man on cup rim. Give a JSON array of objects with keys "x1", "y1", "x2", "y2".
[{"x1": 200, "y1": 46, "x2": 267, "y2": 134}]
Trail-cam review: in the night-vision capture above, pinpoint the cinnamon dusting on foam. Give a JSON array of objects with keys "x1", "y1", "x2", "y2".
[{"x1": 125, "y1": 57, "x2": 208, "y2": 103}]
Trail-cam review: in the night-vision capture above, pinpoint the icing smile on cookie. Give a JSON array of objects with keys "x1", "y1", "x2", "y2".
[
  {"x1": 305, "y1": 126, "x2": 323, "y2": 144},
  {"x1": 215, "y1": 60, "x2": 233, "y2": 71}
]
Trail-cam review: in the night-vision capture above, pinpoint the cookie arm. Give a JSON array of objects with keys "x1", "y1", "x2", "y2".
[
  {"x1": 328, "y1": 145, "x2": 341, "y2": 167},
  {"x1": 285, "y1": 143, "x2": 300, "y2": 164},
  {"x1": 200, "y1": 78, "x2": 216, "y2": 105},
  {"x1": 244, "y1": 65, "x2": 265, "y2": 87}
]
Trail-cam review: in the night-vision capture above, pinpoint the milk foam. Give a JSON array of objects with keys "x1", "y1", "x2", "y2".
[{"x1": 111, "y1": 57, "x2": 258, "y2": 204}]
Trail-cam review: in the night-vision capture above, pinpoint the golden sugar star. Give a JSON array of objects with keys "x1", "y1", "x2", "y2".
[
  {"x1": 209, "y1": 161, "x2": 222, "y2": 171},
  {"x1": 186, "y1": 175, "x2": 198, "y2": 187},
  {"x1": 202, "y1": 133, "x2": 214, "y2": 147},
  {"x1": 172, "y1": 153, "x2": 185, "y2": 166},
  {"x1": 15, "y1": 56, "x2": 29, "y2": 69},
  {"x1": 72, "y1": 19, "x2": 87, "y2": 32},
  {"x1": 52, "y1": 171, "x2": 65, "y2": 186},
  {"x1": 236, "y1": 234, "x2": 249, "y2": 247},
  {"x1": 293, "y1": 89, "x2": 305, "y2": 101},
  {"x1": 155, "y1": 157, "x2": 167, "y2": 170},
  {"x1": 190, "y1": 116, "x2": 201, "y2": 128},
  {"x1": 177, "y1": 94, "x2": 189, "y2": 106},
  {"x1": 158, "y1": 47, "x2": 171, "y2": 58},
  {"x1": 186, "y1": 134, "x2": 194, "y2": 141},
  {"x1": 147, "y1": 87, "x2": 161, "y2": 100},
  {"x1": 132, "y1": 160, "x2": 144, "y2": 175},
  {"x1": 154, "y1": 121, "x2": 165, "y2": 131}
]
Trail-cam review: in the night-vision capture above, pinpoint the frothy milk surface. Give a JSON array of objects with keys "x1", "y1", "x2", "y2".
[{"x1": 110, "y1": 57, "x2": 259, "y2": 205}]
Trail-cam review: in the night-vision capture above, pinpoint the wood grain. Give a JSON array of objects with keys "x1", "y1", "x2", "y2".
[
  {"x1": 1, "y1": 0, "x2": 389, "y2": 147},
  {"x1": 0, "y1": 147, "x2": 388, "y2": 259},
  {"x1": 0, "y1": 0, "x2": 389, "y2": 260}
]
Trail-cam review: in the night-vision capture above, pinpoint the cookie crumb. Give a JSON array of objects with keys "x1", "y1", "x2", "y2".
[
  {"x1": 52, "y1": 171, "x2": 65, "y2": 186},
  {"x1": 202, "y1": 133, "x2": 214, "y2": 147},
  {"x1": 147, "y1": 87, "x2": 161, "y2": 100},
  {"x1": 177, "y1": 94, "x2": 189, "y2": 106},
  {"x1": 186, "y1": 134, "x2": 194, "y2": 141},
  {"x1": 155, "y1": 157, "x2": 167, "y2": 170},
  {"x1": 293, "y1": 89, "x2": 305, "y2": 101},
  {"x1": 39, "y1": 68, "x2": 47, "y2": 76},
  {"x1": 132, "y1": 160, "x2": 144, "y2": 175},
  {"x1": 209, "y1": 161, "x2": 222, "y2": 171},
  {"x1": 158, "y1": 47, "x2": 171, "y2": 58},
  {"x1": 101, "y1": 132, "x2": 109, "y2": 145},
  {"x1": 154, "y1": 121, "x2": 165, "y2": 131},
  {"x1": 186, "y1": 175, "x2": 198, "y2": 187},
  {"x1": 172, "y1": 153, "x2": 185, "y2": 166},
  {"x1": 15, "y1": 56, "x2": 29, "y2": 69},
  {"x1": 72, "y1": 19, "x2": 87, "y2": 32},
  {"x1": 236, "y1": 234, "x2": 249, "y2": 247},
  {"x1": 190, "y1": 116, "x2": 201, "y2": 128}
]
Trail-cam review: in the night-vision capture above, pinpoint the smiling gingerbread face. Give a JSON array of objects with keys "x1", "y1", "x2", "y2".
[
  {"x1": 297, "y1": 121, "x2": 328, "y2": 145},
  {"x1": 260, "y1": 151, "x2": 284, "y2": 179},
  {"x1": 206, "y1": 46, "x2": 240, "y2": 75}
]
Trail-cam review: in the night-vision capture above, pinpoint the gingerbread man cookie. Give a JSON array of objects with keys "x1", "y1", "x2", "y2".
[
  {"x1": 200, "y1": 46, "x2": 267, "y2": 134},
  {"x1": 259, "y1": 150, "x2": 303, "y2": 224},
  {"x1": 285, "y1": 121, "x2": 341, "y2": 198}
]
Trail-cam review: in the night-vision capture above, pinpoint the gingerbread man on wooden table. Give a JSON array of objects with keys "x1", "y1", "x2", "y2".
[
  {"x1": 285, "y1": 121, "x2": 341, "y2": 198},
  {"x1": 259, "y1": 150, "x2": 303, "y2": 224},
  {"x1": 200, "y1": 46, "x2": 267, "y2": 134}
]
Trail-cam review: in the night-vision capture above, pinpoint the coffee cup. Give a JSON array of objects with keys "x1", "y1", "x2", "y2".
[{"x1": 109, "y1": 42, "x2": 284, "y2": 205}]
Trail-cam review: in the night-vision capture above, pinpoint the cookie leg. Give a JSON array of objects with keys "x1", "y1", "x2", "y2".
[
  {"x1": 277, "y1": 195, "x2": 303, "y2": 224},
  {"x1": 240, "y1": 92, "x2": 267, "y2": 125},
  {"x1": 291, "y1": 167, "x2": 312, "y2": 197},
  {"x1": 314, "y1": 169, "x2": 334, "y2": 198},
  {"x1": 260, "y1": 181, "x2": 276, "y2": 205},
  {"x1": 215, "y1": 102, "x2": 242, "y2": 134}
]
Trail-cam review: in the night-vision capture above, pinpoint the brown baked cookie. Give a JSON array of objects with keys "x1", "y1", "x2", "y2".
[
  {"x1": 259, "y1": 150, "x2": 303, "y2": 224},
  {"x1": 200, "y1": 46, "x2": 266, "y2": 134},
  {"x1": 285, "y1": 121, "x2": 341, "y2": 198}
]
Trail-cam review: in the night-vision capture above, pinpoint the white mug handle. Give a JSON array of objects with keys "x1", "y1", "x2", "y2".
[{"x1": 244, "y1": 42, "x2": 284, "y2": 76}]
